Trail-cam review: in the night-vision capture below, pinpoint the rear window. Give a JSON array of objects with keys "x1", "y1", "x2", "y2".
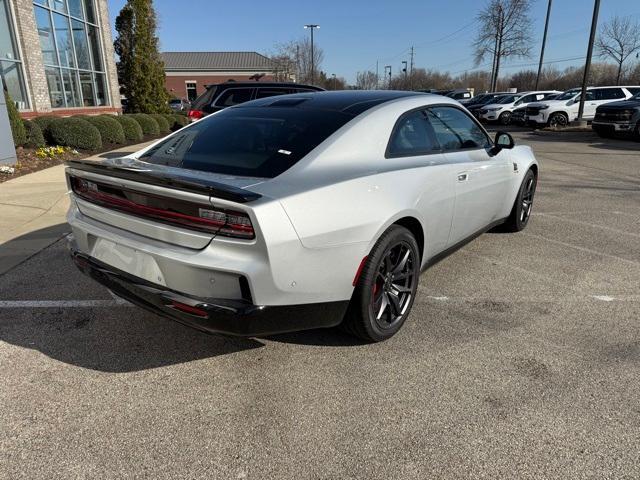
[
  {"x1": 139, "y1": 107, "x2": 354, "y2": 178},
  {"x1": 190, "y1": 86, "x2": 218, "y2": 110}
]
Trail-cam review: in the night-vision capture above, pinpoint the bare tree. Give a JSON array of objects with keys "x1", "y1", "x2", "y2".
[
  {"x1": 271, "y1": 38, "x2": 324, "y2": 85},
  {"x1": 356, "y1": 71, "x2": 378, "y2": 90},
  {"x1": 473, "y1": 0, "x2": 533, "y2": 91},
  {"x1": 596, "y1": 16, "x2": 640, "y2": 85}
]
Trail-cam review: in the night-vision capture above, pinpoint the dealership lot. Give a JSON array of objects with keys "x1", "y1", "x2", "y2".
[{"x1": 1, "y1": 131, "x2": 639, "y2": 479}]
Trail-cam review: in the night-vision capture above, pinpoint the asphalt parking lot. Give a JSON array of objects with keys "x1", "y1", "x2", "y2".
[{"x1": 1, "y1": 130, "x2": 639, "y2": 479}]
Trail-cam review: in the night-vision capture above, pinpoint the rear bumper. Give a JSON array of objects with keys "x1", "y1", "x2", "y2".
[{"x1": 69, "y1": 245, "x2": 348, "y2": 337}]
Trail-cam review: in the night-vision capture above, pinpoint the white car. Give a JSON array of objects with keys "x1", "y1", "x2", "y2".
[
  {"x1": 66, "y1": 91, "x2": 539, "y2": 342},
  {"x1": 526, "y1": 86, "x2": 640, "y2": 127},
  {"x1": 479, "y1": 91, "x2": 560, "y2": 124}
]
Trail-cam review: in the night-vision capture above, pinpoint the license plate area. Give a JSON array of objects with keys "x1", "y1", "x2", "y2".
[{"x1": 91, "y1": 238, "x2": 166, "y2": 286}]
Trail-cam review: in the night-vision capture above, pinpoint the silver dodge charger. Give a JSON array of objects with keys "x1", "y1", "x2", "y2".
[{"x1": 66, "y1": 91, "x2": 538, "y2": 342}]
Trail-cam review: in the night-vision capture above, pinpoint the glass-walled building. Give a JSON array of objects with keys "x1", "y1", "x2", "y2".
[{"x1": 1, "y1": 0, "x2": 120, "y2": 116}]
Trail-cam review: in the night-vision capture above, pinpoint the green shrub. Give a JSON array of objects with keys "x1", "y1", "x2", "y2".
[
  {"x1": 82, "y1": 115, "x2": 125, "y2": 145},
  {"x1": 49, "y1": 117, "x2": 102, "y2": 150},
  {"x1": 172, "y1": 114, "x2": 188, "y2": 128},
  {"x1": 162, "y1": 113, "x2": 177, "y2": 130},
  {"x1": 31, "y1": 115, "x2": 57, "y2": 142},
  {"x1": 128, "y1": 113, "x2": 160, "y2": 136},
  {"x1": 22, "y1": 120, "x2": 46, "y2": 148},
  {"x1": 112, "y1": 115, "x2": 143, "y2": 142},
  {"x1": 149, "y1": 113, "x2": 170, "y2": 133},
  {"x1": 5, "y1": 90, "x2": 26, "y2": 146}
]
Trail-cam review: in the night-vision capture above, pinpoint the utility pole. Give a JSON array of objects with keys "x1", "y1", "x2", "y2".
[
  {"x1": 296, "y1": 44, "x2": 300, "y2": 82},
  {"x1": 331, "y1": 73, "x2": 337, "y2": 90},
  {"x1": 490, "y1": 26, "x2": 499, "y2": 91},
  {"x1": 375, "y1": 60, "x2": 379, "y2": 89},
  {"x1": 385, "y1": 65, "x2": 392, "y2": 89},
  {"x1": 409, "y1": 46, "x2": 415, "y2": 90},
  {"x1": 493, "y1": 4, "x2": 503, "y2": 92},
  {"x1": 576, "y1": 0, "x2": 600, "y2": 125},
  {"x1": 304, "y1": 24, "x2": 319, "y2": 85},
  {"x1": 536, "y1": 0, "x2": 553, "y2": 90}
]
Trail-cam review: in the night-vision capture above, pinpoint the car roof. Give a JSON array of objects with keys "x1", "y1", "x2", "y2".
[
  {"x1": 205, "y1": 81, "x2": 324, "y2": 90},
  {"x1": 235, "y1": 90, "x2": 426, "y2": 116}
]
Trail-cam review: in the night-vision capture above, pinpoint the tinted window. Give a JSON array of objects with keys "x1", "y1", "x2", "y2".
[
  {"x1": 595, "y1": 88, "x2": 625, "y2": 100},
  {"x1": 627, "y1": 87, "x2": 640, "y2": 95},
  {"x1": 139, "y1": 107, "x2": 353, "y2": 178},
  {"x1": 427, "y1": 106, "x2": 490, "y2": 151},
  {"x1": 190, "y1": 86, "x2": 217, "y2": 110},
  {"x1": 255, "y1": 88, "x2": 290, "y2": 99},
  {"x1": 215, "y1": 88, "x2": 254, "y2": 107},
  {"x1": 388, "y1": 110, "x2": 437, "y2": 157}
]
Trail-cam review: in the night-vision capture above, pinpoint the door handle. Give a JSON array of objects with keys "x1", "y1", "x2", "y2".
[{"x1": 457, "y1": 172, "x2": 468, "y2": 182}]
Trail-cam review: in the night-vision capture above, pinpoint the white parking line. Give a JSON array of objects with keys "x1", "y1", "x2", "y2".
[{"x1": 0, "y1": 300, "x2": 134, "y2": 308}]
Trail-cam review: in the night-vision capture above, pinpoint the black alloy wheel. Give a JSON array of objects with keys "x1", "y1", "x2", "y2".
[
  {"x1": 500, "y1": 169, "x2": 537, "y2": 232},
  {"x1": 342, "y1": 225, "x2": 420, "y2": 342},
  {"x1": 371, "y1": 241, "x2": 416, "y2": 331}
]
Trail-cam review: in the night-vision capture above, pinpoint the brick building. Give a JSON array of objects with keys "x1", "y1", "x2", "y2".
[
  {"x1": 1, "y1": 0, "x2": 120, "y2": 118},
  {"x1": 162, "y1": 51, "x2": 281, "y2": 102}
]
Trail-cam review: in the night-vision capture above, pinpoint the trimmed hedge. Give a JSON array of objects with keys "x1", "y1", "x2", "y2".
[
  {"x1": 6, "y1": 90, "x2": 26, "y2": 146},
  {"x1": 49, "y1": 117, "x2": 102, "y2": 150},
  {"x1": 22, "y1": 120, "x2": 46, "y2": 148},
  {"x1": 31, "y1": 115, "x2": 57, "y2": 142},
  {"x1": 128, "y1": 113, "x2": 160, "y2": 136},
  {"x1": 162, "y1": 113, "x2": 177, "y2": 130},
  {"x1": 172, "y1": 114, "x2": 188, "y2": 128},
  {"x1": 149, "y1": 113, "x2": 170, "y2": 134},
  {"x1": 83, "y1": 115, "x2": 126, "y2": 145},
  {"x1": 111, "y1": 115, "x2": 143, "y2": 142}
]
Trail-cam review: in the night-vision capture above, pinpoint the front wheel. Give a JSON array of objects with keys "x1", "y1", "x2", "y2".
[
  {"x1": 499, "y1": 111, "x2": 512, "y2": 125},
  {"x1": 548, "y1": 112, "x2": 568, "y2": 128},
  {"x1": 342, "y1": 225, "x2": 420, "y2": 342},
  {"x1": 501, "y1": 169, "x2": 537, "y2": 232}
]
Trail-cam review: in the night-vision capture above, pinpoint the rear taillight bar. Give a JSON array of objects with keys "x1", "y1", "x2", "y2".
[{"x1": 70, "y1": 176, "x2": 254, "y2": 239}]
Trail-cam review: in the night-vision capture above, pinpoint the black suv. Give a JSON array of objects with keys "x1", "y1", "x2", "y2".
[
  {"x1": 592, "y1": 91, "x2": 640, "y2": 140},
  {"x1": 187, "y1": 82, "x2": 324, "y2": 120}
]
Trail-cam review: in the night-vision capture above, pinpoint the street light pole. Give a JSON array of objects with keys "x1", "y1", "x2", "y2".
[
  {"x1": 535, "y1": 0, "x2": 553, "y2": 90},
  {"x1": 385, "y1": 65, "x2": 392, "y2": 89},
  {"x1": 331, "y1": 73, "x2": 336, "y2": 90},
  {"x1": 304, "y1": 24, "x2": 319, "y2": 85},
  {"x1": 576, "y1": 0, "x2": 600, "y2": 124}
]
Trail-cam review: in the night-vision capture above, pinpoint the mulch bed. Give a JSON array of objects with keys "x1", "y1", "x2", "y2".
[{"x1": 0, "y1": 134, "x2": 163, "y2": 184}]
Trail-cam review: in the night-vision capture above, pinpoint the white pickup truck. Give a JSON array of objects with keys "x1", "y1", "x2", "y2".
[{"x1": 525, "y1": 86, "x2": 640, "y2": 127}]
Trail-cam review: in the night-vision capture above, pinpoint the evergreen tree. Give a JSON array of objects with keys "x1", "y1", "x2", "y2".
[
  {"x1": 4, "y1": 86, "x2": 26, "y2": 147},
  {"x1": 114, "y1": 0, "x2": 170, "y2": 113}
]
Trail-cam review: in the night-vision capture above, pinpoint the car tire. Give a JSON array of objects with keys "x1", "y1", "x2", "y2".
[
  {"x1": 501, "y1": 169, "x2": 537, "y2": 232},
  {"x1": 342, "y1": 225, "x2": 420, "y2": 342},
  {"x1": 548, "y1": 112, "x2": 568, "y2": 128},
  {"x1": 499, "y1": 112, "x2": 511, "y2": 125}
]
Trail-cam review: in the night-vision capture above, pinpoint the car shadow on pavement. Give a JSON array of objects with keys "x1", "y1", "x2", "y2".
[
  {"x1": 264, "y1": 327, "x2": 367, "y2": 347},
  {"x1": 0, "y1": 309, "x2": 265, "y2": 372}
]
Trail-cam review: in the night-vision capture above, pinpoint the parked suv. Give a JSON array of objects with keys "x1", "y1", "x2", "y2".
[
  {"x1": 479, "y1": 91, "x2": 560, "y2": 125},
  {"x1": 592, "y1": 91, "x2": 640, "y2": 140},
  {"x1": 187, "y1": 82, "x2": 324, "y2": 120},
  {"x1": 525, "y1": 86, "x2": 640, "y2": 127}
]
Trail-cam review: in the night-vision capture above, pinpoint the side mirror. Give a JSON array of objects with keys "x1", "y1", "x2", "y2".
[{"x1": 492, "y1": 131, "x2": 515, "y2": 154}]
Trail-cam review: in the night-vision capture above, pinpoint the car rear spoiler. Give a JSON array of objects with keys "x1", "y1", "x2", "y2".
[{"x1": 65, "y1": 159, "x2": 262, "y2": 204}]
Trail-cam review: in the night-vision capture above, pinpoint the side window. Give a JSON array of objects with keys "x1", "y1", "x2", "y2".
[
  {"x1": 256, "y1": 88, "x2": 290, "y2": 99},
  {"x1": 627, "y1": 87, "x2": 640, "y2": 95},
  {"x1": 387, "y1": 110, "x2": 438, "y2": 157},
  {"x1": 595, "y1": 88, "x2": 625, "y2": 100},
  {"x1": 214, "y1": 88, "x2": 254, "y2": 107},
  {"x1": 427, "y1": 106, "x2": 491, "y2": 151}
]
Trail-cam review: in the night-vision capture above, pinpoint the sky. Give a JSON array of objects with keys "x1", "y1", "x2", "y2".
[{"x1": 108, "y1": 0, "x2": 640, "y2": 84}]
